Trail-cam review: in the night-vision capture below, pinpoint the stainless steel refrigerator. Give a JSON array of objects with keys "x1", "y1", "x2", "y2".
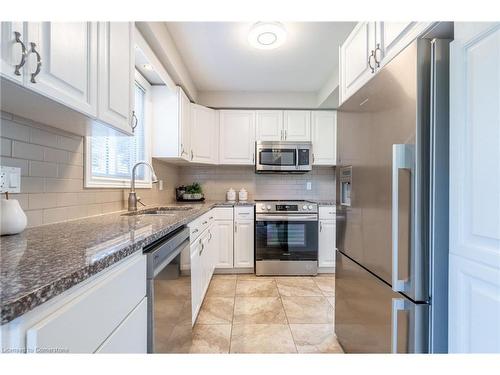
[{"x1": 335, "y1": 39, "x2": 450, "y2": 353}]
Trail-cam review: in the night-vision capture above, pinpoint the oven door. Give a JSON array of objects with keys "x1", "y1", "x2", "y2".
[
  {"x1": 256, "y1": 147, "x2": 297, "y2": 172},
  {"x1": 255, "y1": 214, "x2": 318, "y2": 261}
]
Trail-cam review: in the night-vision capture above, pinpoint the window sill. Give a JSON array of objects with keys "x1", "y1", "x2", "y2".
[{"x1": 85, "y1": 178, "x2": 152, "y2": 189}]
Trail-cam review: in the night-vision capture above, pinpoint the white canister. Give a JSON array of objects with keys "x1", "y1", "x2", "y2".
[
  {"x1": 1, "y1": 198, "x2": 27, "y2": 235},
  {"x1": 238, "y1": 188, "x2": 248, "y2": 202},
  {"x1": 226, "y1": 188, "x2": 236, "y2": 202}
]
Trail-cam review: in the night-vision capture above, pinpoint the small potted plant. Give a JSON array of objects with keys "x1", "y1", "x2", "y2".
[{"x1": 182, "y1": 182, "x2": 204, "y2": 201}]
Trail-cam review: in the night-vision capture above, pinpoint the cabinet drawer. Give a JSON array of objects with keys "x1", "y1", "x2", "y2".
[
  {"x1": 189, "y1": 213, "x2": 211, "y2": 242},
  {"x1": 95, "y1": 297, "x2": 147, "y2": 353},
  {"x1": 234, "y1": 206, "x2": 254, "y2": 220},
  {"x1": 26, "y1": 254, "x2": 146, "y2": 353},
  {"x1": 214, "y1": 207, "x2": 234, "y2": 221},
  {"x1": 319, "y1": 206, "x2": 336, "y2": 220}
]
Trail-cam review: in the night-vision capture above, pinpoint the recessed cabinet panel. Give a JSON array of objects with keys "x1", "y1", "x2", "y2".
[
  {"x1": 98, "y1": 22, "x2": 133, "y2": 135},
  {"x1": 219, "y1": 110, "x2": 256, "y2": 165},
  {"x1": 0, "y1": 22, "x2": 27, "y2": 83},
  {"x1": 312, "y1": 111, "x2": 336, "y2": 165},
  {"x1": 283, "y1": 110, "x2": 311, "y2": 141},
  {"x1": 256, "y1": 110, "x2": 283, "y2": 141},
  {"x1": 24, "y1": 22, "x2": 98, "y2": 117},
  {"x1": 191, "y1": 103, "x2": 217, "y2": 164},
  {"x1": 319, "y1": 220, "x2": 336, "y2": 268},
  {"x1": 234, "y1": 220, "x2": 254, "y2": 268},
  {"x1": 214, "y1": 220, "x2": 234, "y2": 269}
]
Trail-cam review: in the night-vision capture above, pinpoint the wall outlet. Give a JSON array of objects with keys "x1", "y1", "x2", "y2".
[
  {"x1": 158, "y1": 180, "x2": 164, "y2": 191},
  {"x1": 0, "y1": 166, "x2": 21, "y2": 194},
  {"x1": 306, "y1": 181, "x2": 312, "y2": 191}
]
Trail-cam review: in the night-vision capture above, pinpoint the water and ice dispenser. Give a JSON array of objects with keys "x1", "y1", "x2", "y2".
[{"x1": 340, "y1": 166, "x2": 352, "y2": 207}]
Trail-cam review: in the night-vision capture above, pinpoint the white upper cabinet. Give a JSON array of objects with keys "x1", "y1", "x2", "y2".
[
  {"x1": 340, "y1": 22, "x2": 376, "y2": 105},
  {"x1": 190, "y1": 103, "x2": 217, "y2": 164},
  {"x1": 283, "y1": 110, "x2": 311, "y2": 141},
  {"x1": 219, "y1": 110, "x2": 256, "y2": 165},
  {"x1": 97, "y1": 22, "x2": 134, "y2": 135},
  {"x1": 340, "y1": 22, "x2": 434, "y2": 104},
  {"x1": 151, "y1": 86, "x2": 191, "y2": 161},
  {"x1": 311, "y1": 111, "x2": 336, "y2": 165},
  {"x1": 375, "y1": 22, "x2": 433, "y2": 70},
  {"x1": 256, "y1": 110, "x2": 283, "y2": 141},
  {"x1": 24, "y1": 22, "x2": 98, "y2": 118},
  {"x1": 1, "y1": 22, "x2": 27, "y2": 84}
]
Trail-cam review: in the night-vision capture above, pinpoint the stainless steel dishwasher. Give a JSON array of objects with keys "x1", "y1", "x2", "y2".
[{"x1": 144, "y1": 226, "x2": 191, "y2": 353}]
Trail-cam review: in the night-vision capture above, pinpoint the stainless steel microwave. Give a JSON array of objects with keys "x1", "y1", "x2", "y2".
[{"x1": 255, "y1": 141, "x2": 312, "y2": 173}]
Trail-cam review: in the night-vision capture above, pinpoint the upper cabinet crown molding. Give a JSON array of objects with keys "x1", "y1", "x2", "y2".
[
  {"x1": 339, "y1": 21, "x2": 435, "y2": 105},
  {"x1": 0, "y1": 21, "x2": 135, "y2": 136}
]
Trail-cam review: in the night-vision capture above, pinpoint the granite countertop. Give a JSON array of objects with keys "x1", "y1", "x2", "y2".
[{"x1": 0, "y1": 200, "x2": 254, "y2": 325}]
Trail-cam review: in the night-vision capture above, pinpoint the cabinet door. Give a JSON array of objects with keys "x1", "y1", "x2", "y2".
[
  {"x1": 190, "y1": 241, "x2": 202, "y2": 324},
  {"x1": 375, "y1": 22, "x2": 433, "y2": 69},
  {"x1": 191, "y1": 103, "x2": 216, "y2": 164},
  {"x1": 312, "y1": 111, "x2": 336, "y2": 165},
  {"x1": 256, "y1": 110, "x2": 283, "y2": 141},
  {"x1": 234, "y1": 220, "x2": 254, "y2": 268},
  {"x1": 0, "y1": 22, "x2": 27, "y2": 83},
  {"x1": 96, "y1": 297, "x2": 147, "y2": 353},
  {"x1": 214, "y1": 220, "x2": 234, "y2": 268},
  {"x1": 24, "y1": 22, "x2": 97, "y2": 117},
  {"x1": 340, "y1": 22, "x2": 376, "y2": 104},
  {"x1": 179, "y1": 87, "x2": 191, "y2": 161},
  {"x1": 319, "y1": 220, "x2": 336, "y2": 268},
  {"x1": 219, "y1": 110, "x2": 256, "y2": 165},
  {"x1": 283, "y1": 110, "x2": 311, "y2": 141},
  {"x1": 97, "y1": 22, "x2": 134, "y2": 134}
]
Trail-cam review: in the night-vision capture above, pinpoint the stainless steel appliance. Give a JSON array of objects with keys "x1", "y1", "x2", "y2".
[
  {"x1": 144, "y1": 226, "x2": 191, "y2": 353},
  {"x1": 335, "y1": 39, "x2": 450, "y2": 353},
  {"x1": 255, "y1": 200, "x2": 318, "y2": 275},
  {"x1": 255, "y1": 141, "x2": 312, "y2": 173}
]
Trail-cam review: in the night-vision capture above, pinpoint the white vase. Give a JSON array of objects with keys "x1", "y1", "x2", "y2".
[
  {"x1": 238, "y1": 188, "x2": 248, "y2": 202},
  {"x1": 1, "y1": 199, "x2": 27, "y2": 235},
  {"x1": 226, "y1": 188, "x2": 236, "y2": 202}
]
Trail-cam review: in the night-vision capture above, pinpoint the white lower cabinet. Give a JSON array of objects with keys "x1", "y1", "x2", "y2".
[
  {"x1": 234, "y1": 220, "x2": 254, "y2": 268},
  {"x1": 318, "y1": 220, "x2": 336, "y2": 269},
  {"x1": 190, "y1": 238, "x2": 203, "y2": 324},
  {"x1": 96, "y1": 298, "x2": 147, "y2": 353},
  {"x1": 214, "y1": 219, "x2": 234, "y2": 268}
]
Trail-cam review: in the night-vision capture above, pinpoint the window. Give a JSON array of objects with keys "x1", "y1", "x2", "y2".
[{"x1": 85, "y1": 71, "x2": 152, "y2": 188}]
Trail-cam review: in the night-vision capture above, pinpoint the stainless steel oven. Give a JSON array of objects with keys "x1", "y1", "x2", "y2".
[
  {"x1": 255, "y1": 141, "x2": 312, "y2": 173},
  {"x1": 255, "y1": 201, "x2": 318, "y2": 275}
]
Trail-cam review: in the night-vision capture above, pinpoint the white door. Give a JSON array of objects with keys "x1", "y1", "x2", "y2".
[
  {"x1": 256, "y1": 110, "x2": 283, "y2": 141},
  {"x1": 318, "y1": 220, "x2": 336, "y2": 268},
  {"x1": 0, "y1": 22, "x2": 27, "y2": 83},
  {"x1": 214, "y1": 220, "x2": 234, "y2": 268},
  {"x1": 340, "y1": 22, "x2": 376, "y2": 104},
  {"x1": 219, "y1": 110, "x2": 256, "y2": 165},
  {"x1": 191, "y1": 103, "x2": 216, "y2": 164},
  {"x1": 24, "y1": 22, "x2": 97, "y2": 117},
  {"x1": 178, "y1": 87, "x2": 191, "y2": 161},
  {"x1": 449, "y1": 22, "x2": 500, "y2": 353},
  {"x1": 234, "y1": 220, "x2": 254, "y2": 268},
  {"x1": 98, "y1": 22, "x2": 134, "y2": 135},
  {"x1": 312, "y1": 111, "x2": 336, "y2": 165},
  {"x1": 283, "y1": 110, "x2": 311, "y2": 141},
  {"x1": 375, "y1": 22, "x2": 432, "y2": 69}
]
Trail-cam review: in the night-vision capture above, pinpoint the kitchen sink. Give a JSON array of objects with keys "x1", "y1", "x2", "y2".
[{"x1": 122, "y1": 206, "x2": 194, "y2": 216}]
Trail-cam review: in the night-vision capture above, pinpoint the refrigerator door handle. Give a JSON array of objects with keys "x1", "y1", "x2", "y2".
[
  {"x1": 391, "y1": 298, "x2": 406, "y2": 353},
  {"x1": 392, "y1": 144, "x2": 415, "y2": 292}
]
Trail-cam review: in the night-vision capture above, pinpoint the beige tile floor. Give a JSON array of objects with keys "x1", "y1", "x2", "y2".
[{"x1": 189, "y1": 274, "x2": 343, "y2": 354}]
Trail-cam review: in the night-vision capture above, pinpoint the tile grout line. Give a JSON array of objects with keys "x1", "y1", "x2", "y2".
[{"x1": 276, "y1": 278, "x2": 299, "y2": 354}]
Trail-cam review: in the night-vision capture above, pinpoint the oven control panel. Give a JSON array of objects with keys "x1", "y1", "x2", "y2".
[{"x1": 256, "y1": 201, "x2": 318, "y2": 214}]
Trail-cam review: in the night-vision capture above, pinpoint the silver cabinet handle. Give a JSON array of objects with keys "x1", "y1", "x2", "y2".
[
  {"x1": 234, "y1": 222, "x2": 237, "y2": 233},
  {"x1": 202, "y1": 221, "x2": 208, "y2": 225},
  {"x1": 14, "y1": 31, "x2": 27, "y2": 76},
  {"x1": 192, "y1": 228, "x2": 199, "y2": 234},
  {"x1": 131, "y1": 110, "x2": 138, "y2": 133},
  {"x1": 391, "y1": 144, "x2": 414, "y2": 293},
  {"x1": 280, "y1": 129, "x2": 284, "y2": 140},
  {"x1": 320, "y1": 221, "x2": 323, "y2": 232},
  {"x1": 368, "y1": 50, "x2": 376, "y2": 73},
  {"x1": 191, "y1": 150, "x2": 194, "y2": 160},
  {"x1": 252, "y1": 153, "x2": 255, "y2": 163},
  {"x1": 374, "y1": 43, "x2": 382, "y2": 67},
  {"x1": 284, "y1": 129, "x2": 287, "y2": 140},
  {"x1": 29, "y1": 42, "x2": 42, "y2": 83}
]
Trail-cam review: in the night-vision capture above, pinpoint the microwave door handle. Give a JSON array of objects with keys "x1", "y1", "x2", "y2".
[{"x1": 296, "y1": 147, "x2": 299, "y2": 170}]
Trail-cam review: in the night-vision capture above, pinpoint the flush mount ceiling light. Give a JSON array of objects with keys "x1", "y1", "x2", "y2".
[
  {"x1": 142, "y1": 63, "x2": 154, "y2": 71},
  {"x1": 248, "y1": 22, "x2": 287, "y2": 50}
]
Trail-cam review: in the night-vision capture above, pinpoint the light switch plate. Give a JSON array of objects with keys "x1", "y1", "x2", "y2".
[
  {"x1": 0, "y1": 166, "x2": 21, "y2": 194},
  {"x1": 306, "y1": 181, "x2": 312, "y2": 191}
]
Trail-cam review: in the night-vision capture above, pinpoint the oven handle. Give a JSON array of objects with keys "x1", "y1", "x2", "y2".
[{"x1": 256, "y1": 215, "x2": 318, "y2": 222}]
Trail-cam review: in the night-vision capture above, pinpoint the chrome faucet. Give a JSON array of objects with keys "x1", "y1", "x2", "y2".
[{"x1": 128, "y1": 161, "x2": 159, "y2": 211}]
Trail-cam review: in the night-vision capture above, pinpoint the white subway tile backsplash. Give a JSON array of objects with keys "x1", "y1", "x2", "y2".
[
  {"x1": 57, "y1": 164, "x2": 83, "y2": 179},
  {"x1": 12, "y1": 141, "x2": 44, "y2": 161},
  {"x1": 25, "y1": 210, "x2": 43, "y2": 228},
  {"x1": 20, "y1": 176, "x2": 45, "y2": 193},
  {"x1": 1, "y1": 138, "x2": 12, "y2": 156},
  {"x1": 45, "y1": 178, "x2": 83, "y2": 192},
  {"x1": 30, "y1": 127, "x2": 60, "y2": 148},
  {"x1": 28, "y1": 193, "x2": 59, "y2": 210},
  {"x1": 0, "y1": 119, "x2": 30, "y2": 142},
  {"x1": 44, "y1": 148, "x2": 68, "y2": 163},
  {"x1": 57, "y1": 135, "x2": 82, "y2": 153},
  {"x1": 29, "y1": 160, "x2": 58, "y2": 178}
]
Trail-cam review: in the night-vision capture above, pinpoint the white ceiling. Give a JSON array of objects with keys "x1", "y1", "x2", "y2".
[{"x1": 165, "y1": 22, "x2": 356, "y2": 93}]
